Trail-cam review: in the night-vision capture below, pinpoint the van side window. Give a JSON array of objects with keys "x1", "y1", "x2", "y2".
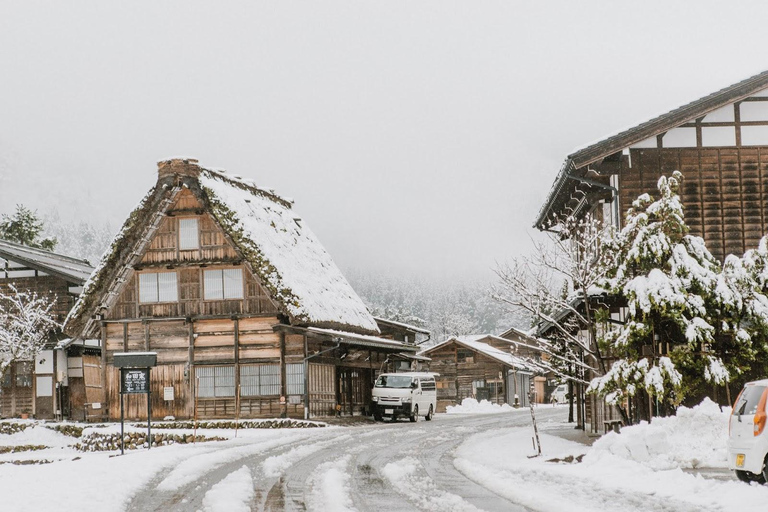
[{"x1": 421, "y1": 379, "x2": 436, "y2": 391}]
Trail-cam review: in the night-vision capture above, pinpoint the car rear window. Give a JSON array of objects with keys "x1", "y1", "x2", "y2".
[{"x1": 735, "y1": 385, "x2": 767, "y2": 416}]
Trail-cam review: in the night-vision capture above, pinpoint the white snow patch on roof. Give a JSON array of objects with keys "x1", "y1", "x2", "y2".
[{"x1": 200, "y1": 170, "x2": 379, "y2": 334}]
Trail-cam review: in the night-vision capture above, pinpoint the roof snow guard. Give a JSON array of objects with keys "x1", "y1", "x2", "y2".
[
  {"x1": 65, "y1": 158, "x2": 380, "y2": 338},
  {"x1": 0, "y1": 238, "x2": 94, "y2": 284},
  {"x1": 535, "y1": 69, "x2": 768, "y2": 230}
]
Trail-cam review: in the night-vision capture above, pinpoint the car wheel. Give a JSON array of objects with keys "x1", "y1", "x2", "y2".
[
  {"x1": 373, "y1": 412, "x2": 382, "y2": 422},
  {"x1": 425, "y1": 405, "x2": 433, "y2": 421},
  {"x1": 410, "y1": 405, "x2": 419, "y2": 422},
  {"x1": 736, "y1": 470, "x2": 754, "y2": 483}
]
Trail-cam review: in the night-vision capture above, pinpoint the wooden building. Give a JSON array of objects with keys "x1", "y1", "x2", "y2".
[
  {"x1": 498, "y1": 326, "x2": 551, "y2": 403},
  {"x1": 0, "y1": 239, "x2": 94, "y2": 419},
  {"x1": 419, "y1": 335, "x2": 543, "y2": 412},
  {"x1": 64, "y1": 158, "x2": 419, "y2": 421},
  {"x1": 535, "y1": 69, "x2": 768, "y2": 263}
]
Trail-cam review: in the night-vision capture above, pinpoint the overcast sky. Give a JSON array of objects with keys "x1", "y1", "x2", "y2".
[{"x1": 1, "y1": 1, "x2": 766, "y2": 281}]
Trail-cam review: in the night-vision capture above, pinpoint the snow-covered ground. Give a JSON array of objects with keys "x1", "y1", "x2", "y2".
[
  {"x1": 455, "y1": 399, "x2": 768, "y2": 512},
  {"x1": 1, "y1": 402, "x2": 767, "y2": 511}
]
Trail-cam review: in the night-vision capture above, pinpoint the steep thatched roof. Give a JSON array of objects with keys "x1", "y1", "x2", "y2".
[{"x1": 65, "y1": 158, "x2": 379, "y2": 338}]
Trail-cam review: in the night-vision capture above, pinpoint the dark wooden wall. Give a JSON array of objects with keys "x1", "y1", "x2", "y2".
[
  {"x1": 622, "y1": 147, "x2": 768, "y2": 262},
  {"x1": 0, "y1": 274, "x2": 75, "y2": 323}
]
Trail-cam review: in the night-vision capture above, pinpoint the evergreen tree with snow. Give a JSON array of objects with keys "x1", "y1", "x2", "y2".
[
  {"x1": 589, "y1": 172, "x2": 729, "y2": 420},
  {"x1": 0, "y1": 204, "x2": 57, "y2": 251}
]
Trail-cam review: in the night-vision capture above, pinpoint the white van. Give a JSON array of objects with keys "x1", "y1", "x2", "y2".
[
  {"x1": 551, "y1": 384, "x2": 568, "y2": 404},
  {"x1": 728, "y1": 379, "x2": 768, "y2": 483},
  {"x1": 371, "y1": 372, "x2": 438, "y2": 422}
]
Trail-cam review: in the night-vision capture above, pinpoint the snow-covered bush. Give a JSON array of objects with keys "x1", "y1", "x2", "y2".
[{"x1": 0, "y1": 285, "x2": 59, "y2": 374}]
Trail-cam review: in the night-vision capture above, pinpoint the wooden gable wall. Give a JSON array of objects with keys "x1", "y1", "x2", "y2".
[
  {"x1": 595, "y1": 93, "x2": 768, "y2": 262},
  {"x1": 106, "y1": 189, "x2": 279, "y2": 321}
]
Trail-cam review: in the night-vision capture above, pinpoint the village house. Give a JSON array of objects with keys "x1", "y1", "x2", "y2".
[
  {"x1": 498, "y1": 325, "x2": 553, "y2": 403},
  {"x1": 0, "y1": 239, "x2": 94, "y2": 419},
  {"x1": 535, "y1": 70, "x2": 768, "y2": 433},
  {"x1": 64, "y1": 158, "x2": 421, "y2": 421},
  {"x1": 419, "y1": 334, "x2": 544, "y2": 412}
]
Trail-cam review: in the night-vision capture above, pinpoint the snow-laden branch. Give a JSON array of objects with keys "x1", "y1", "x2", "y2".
[{"x1": 0, "y1": 285, "x2": 59, "y2": 373}]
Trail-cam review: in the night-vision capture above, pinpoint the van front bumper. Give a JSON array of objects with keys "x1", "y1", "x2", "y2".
[{"x1": 372, "y1": 403, "x2": 412, "y2": 417}]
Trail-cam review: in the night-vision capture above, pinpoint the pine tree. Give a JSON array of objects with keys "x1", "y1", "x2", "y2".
[
  {"x1": 589, "y1": 172, "x2": 729, "y2": 419},
  {"x1": 0, "y1": 204, "x2": 57, "y2": 251}
]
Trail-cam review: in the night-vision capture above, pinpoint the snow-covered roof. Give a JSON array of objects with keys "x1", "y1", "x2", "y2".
[
  {"x1": 200, "y1": 169, "x2": 379, "y2": 335},
  {"x1": 535, "y1": 69, "x2": 768, "y2": 230},
  {"x1": 421, "y1": 335, "x2": 544, "y2": 373},
  {"x1": 373, "y1": 316, "x2": 431, "y2": 335},
  {"x1": 0, "y1": 238, "x2": 93, "y2": 284},
  {"x1": 306, "y1": 327, "x2": 417, "y2": 352},
  {"x1": 65, "y1": 159, "x2": 379, "y2": 338}
]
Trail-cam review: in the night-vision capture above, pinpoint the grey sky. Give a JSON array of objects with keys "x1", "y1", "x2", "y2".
[{"x1": 1, "y1": 1, "x2": 766, "y2": 281}]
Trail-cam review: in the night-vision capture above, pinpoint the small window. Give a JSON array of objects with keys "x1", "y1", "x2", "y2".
[
  {"x1": 179, "y1": 218, "x2": 200, "y2": 250},
  {"x1": 457, "y1": 349, "x2": 474, "y2": 363},
  {"x1": 139, "y1": 272, "x2": 178, "y2": 303},
  {"x1": 204, "y1": 268, "x2": 244, "y2": 300},
  {"x1": 286, "y1": 363, "x2": 305, "y2": 395},
  {"x1": 15, "y1": 362, "x2": 32, "y2": 388},
  {"x1": 240, "y1": 364, "x2": 280, "y2": 396},
  {"x1": 196, "y1": 366, "x2": 235, "y2": 398}
]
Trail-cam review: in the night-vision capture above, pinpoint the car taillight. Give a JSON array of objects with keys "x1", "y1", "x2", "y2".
[{"x1": 755, "y1": 389, "x2": 768, "y2": 437}]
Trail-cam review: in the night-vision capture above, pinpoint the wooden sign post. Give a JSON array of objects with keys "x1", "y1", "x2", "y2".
[{"x1": 114, "y1": 352, "x2": 157, "y2": 455}]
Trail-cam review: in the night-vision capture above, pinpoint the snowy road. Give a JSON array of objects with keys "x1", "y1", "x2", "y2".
[{"x1": 124, "y1": 409, "x2": 559, "y2": 512}]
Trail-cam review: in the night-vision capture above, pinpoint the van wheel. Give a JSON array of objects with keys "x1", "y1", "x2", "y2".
[
  {"x1": 373, "y1": 412, "x2": 382, "y2": 422},
  {"x1": 410, "y1": 405, "x2": 419, "y2": 422},
  {"x1": 425, "y1": 405, "x2": 433, "y2": 421},
  {"x1": 736, "y1": 470, "x2": 754, "y2": 483}
]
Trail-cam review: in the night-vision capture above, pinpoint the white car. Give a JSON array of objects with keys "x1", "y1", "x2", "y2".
[
  {"x1": 371, "y1": 372, "x2": 437, "y2": 422},
  {"x1": 551, "y1": 384, "x2": 568, "y2": 404},
  {"x1": 728, "y1": 379, "x2": 768, "y2": 483}
]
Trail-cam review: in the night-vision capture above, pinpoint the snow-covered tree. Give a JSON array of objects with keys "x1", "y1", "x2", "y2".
[
  {"x1": 588, "y1": 172, "x2": 736, "y2": 420},
  {"x1": 0, "y1": 285, "x2": 59, "y2": 375},
  {"x1": 493, "y1": 213, "x2": 613, "y2": 426},
  {"x1": 0, "y1": 204, "x2": 57, "y2": 251}
]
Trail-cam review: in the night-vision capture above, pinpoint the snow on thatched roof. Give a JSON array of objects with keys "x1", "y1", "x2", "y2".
[{"x1": 65, "y1": 158, "x2": 379, "y2": 337}]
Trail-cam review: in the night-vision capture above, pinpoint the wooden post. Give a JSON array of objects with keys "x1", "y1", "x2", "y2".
[
  {"x1": 101, "y1": 322, "x2": 108, "y2": 420},
  {"x1": 233, "y1": 318, "x2": 239, "y2": 420},
  {"x1": 188, "y1": 320, "x2": 195, "y2": 419},
  {"x1": 144, "y1": 321, "x2": 150, "y2": 351},
  {"x1": 280, "y1": 332, "x2": 287, "y2": 418}
]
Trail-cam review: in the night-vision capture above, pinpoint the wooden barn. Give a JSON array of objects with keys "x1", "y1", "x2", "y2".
[
  {"x1": 0, "y1": 239, "x2": 94, "y2": 419},
  {"x1": 64, "y1": 158, "x2": 419, "y2": 421},
  {"x1": 419, "y1": 335, "x2": 543, "y2": 412}
]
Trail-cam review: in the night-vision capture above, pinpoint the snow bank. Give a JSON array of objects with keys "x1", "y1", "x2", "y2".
[
  {"x1": 446, "y1": 398, "x2": 515, "y2": 415},
  {"x1": 454, "y1": 422, "x2": 768, "y2": 512},
  {"x1": 202, "y1": 465, "x2": 254, "y2": 512},
  {"x1": 306, "y1": 456, "x2": 355, "y2": 512},
  {"x1": 589, "y1": 398, "x2": 729, "y2": 469}
]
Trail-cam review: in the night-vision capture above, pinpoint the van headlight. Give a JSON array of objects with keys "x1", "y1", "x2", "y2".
[
  {"x1": 401, "y1": 397, "x2": 411, "y2": 403},
  {"x1": 372, "y1": 396, "x2": 378, "y2": 402}
]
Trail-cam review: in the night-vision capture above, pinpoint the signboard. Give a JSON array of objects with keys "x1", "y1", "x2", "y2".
[
  {"x1": 121, "y1": 368, "x2": 150, "y2": 394},
  {"x1": 164, "y1": 386, "x2": 174, "y2": 401}
]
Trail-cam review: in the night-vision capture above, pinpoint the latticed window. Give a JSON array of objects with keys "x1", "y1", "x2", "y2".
[
  {"x1": 203, "y1": 268, "x2": 244, "y2": 300},
  {"x1": 139, "y1": 272, "x2": 178, "y2": 303},
  {"x1": 178, "y1": 218, "x2": 200, "y2": 250},
  {"x1": 240, "y1": 365, "x2": 280, "y2": 396},
  {"x1": 286, "y1": 363, "x2": 305, "y2": 395},
  {"x1": 15, "y1": 362, "x2": 32, "y2": 388},
  {"x1": 196, "y1": 366, "x2": 235, "y2": 398}
]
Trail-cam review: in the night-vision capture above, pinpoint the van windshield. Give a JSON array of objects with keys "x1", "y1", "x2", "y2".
[
  {"x1": 736, "y1": 385, "x2": 767, "y2": 416},
  {"x1": 375, "y1": 375, "x2": 413, "y2": 388}
]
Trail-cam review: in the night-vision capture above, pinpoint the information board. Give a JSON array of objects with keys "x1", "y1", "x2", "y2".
[{"x1": 121, "y1": 368, "x2": 150, "y2": 394}]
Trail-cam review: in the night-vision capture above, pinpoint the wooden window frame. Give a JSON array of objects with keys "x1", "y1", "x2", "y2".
[
  {"x1": 178, "y1": 217, "x2": 200, "y2": 251},
  {"x1": 202, "y1": 267, "x2": 245, "y2": 301},
  {"x1": 137, "y1": 271, "x2": 179, "y2": 304}
]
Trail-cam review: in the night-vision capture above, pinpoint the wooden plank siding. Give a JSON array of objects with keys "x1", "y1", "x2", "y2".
[{"x1": 620, "y1": 146, "x2": 768, "y2": 262}]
